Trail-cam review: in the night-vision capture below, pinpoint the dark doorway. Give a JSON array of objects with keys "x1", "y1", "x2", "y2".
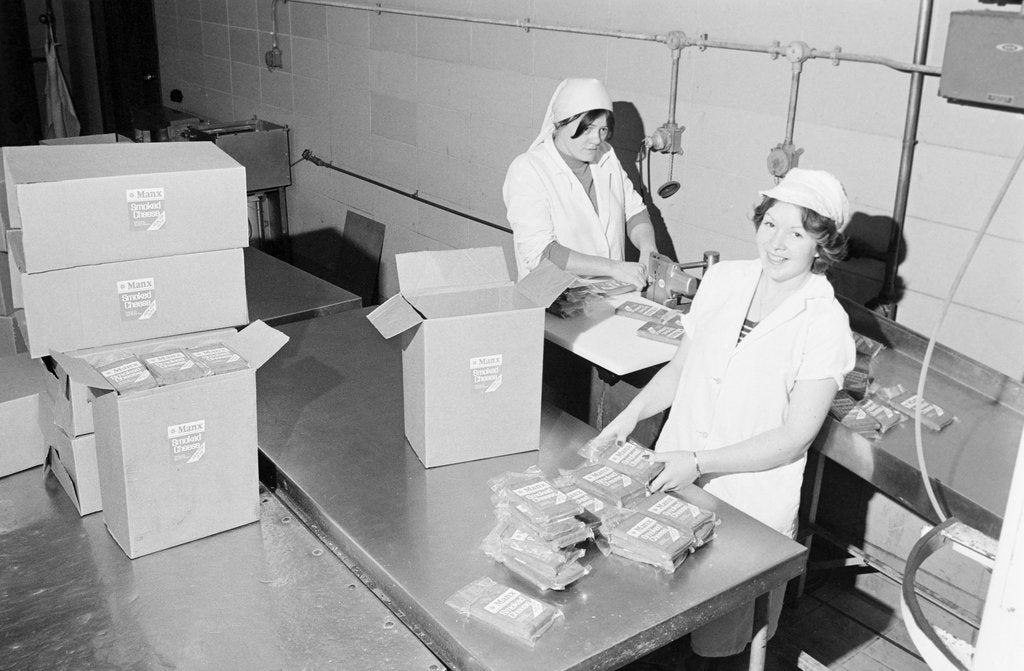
[
  {"x1": 0, "y1": 1, "x2": 43, "y2": 146},
  {"x1": 90, "y1": 0, "x2": 163, "y2": 139}
]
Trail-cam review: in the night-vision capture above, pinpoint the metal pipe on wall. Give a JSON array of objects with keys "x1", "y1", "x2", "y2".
[
  {"x1": 881, "y1": 0, "x2": 935, "y2": 318},
  {"x1": 281, "y1": 0, "x2": 941, "y2": 76}
]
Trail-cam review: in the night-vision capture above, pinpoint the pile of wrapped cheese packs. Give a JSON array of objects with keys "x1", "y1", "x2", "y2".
[
  {"x1": 829, "y1": 332, "x2": 956, "y2": 439},
  {"x1": 448, "y1": 436, "x2": 720, "y2": 646},
  {"x1": 92, "y1": 341, "x2": 249, "y2": 393}
]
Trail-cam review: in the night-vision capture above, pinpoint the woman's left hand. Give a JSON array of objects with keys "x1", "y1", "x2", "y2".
[{"x1": 649, "y1": 451, "x2": 699, "y2": 493}]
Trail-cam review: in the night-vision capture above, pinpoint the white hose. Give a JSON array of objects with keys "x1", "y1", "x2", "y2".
[{"x1": 915, "y1": 137, "x2": 1024, "y2": 523}]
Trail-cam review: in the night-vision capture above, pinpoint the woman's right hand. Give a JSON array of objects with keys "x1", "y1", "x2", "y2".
[
  {"x1": 595, "y1": 410, "x2": 639, "y2": 447},
  {"x1": 610, "y1": 260, "x2": 649, "y2": 290}
]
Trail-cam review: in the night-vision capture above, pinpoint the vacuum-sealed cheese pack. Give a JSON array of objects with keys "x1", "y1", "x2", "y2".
[
  {"x1": 185, "y1": 342, "x2": 249, "y2": 375},
  {"x1": 606, "y1": 512, "x2": 692, "y2": 572},
  {"x1": 489, "y1": 469, "x2": 584, "y2": 525},
  {"x1": 95, "y1": 355, "x2": 157, "y2": 394},
  {"x1": 633, "y1": 492, "x2": 719, "y2": 547},
  {"x1": 140, "y1": 348, "x2": 208, "y2": 386},
  {"x1": 585, "y1": 438, "x2": 664, "y2": 484},
  {"x1": 445, "y1": 577, "x2": 563, "y2": 646},
  {"x1": 885, "y1": 390, "x2": 955, "y2": 431},
  {"x1": 571, "y1": 464, "x2": 649, "y2": 508}
]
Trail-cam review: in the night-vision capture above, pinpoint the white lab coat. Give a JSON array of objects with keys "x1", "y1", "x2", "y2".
[
  {"x1": 657, "y1": 259, "x2": 855, "y2": 537},
  {"x1": 503, "y1": 138, "x2": 647, "y2": 279},
  {"x1": 656, "y1": 259, "x2": 854, "y2": 656}
]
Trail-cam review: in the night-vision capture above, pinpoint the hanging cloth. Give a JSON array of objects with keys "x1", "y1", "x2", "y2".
[{"x1": 43, "y1": 25, "x2": 80, "y2": 139}]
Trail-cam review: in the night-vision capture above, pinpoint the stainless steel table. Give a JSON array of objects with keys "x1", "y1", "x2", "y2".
[
  {"x1": 0, "y1": 468, "x2": 442, "y2": 671},
  {"x1": 256, "y1": 307, "x2": 808, "y2": 671},
  {"x1": 244, "y1": 246, "x2": 361, "y2": 326}
]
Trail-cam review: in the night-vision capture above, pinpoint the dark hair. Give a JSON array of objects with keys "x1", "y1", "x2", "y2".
[
  {"x1": 752, "y1": 197, "x2": 847, "y2": 274},
  {"x1": 554, "y1": 109, "x2": 614, "y2": 142}
]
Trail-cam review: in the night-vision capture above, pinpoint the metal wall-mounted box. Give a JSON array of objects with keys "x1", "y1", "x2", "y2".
[
  {"x1": 188, "y1": 119, "x2": 292, "y2": 192},
  {"x1": 939, "y1": 10, "x2": 1024, "y2": 111}
]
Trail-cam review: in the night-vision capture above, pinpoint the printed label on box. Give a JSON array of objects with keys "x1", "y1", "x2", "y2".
[
  {"x1": 168, "y1": 420, "x2": 206, "y2": 464},
  {"x1": 126, "y1": 187, "x2": 167, "y2": 231},
  {"x1": 117, "y1": 277, "x2": 157, "y2": 321},
  {"x1": 470, "y1": 354, "x2": 503, "y2": 393}
]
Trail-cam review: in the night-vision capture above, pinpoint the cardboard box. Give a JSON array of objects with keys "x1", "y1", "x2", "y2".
[
  {"x1": 53, "y1": 320, "x2": 288, "y2": 558},
  {"x1": 44, "y1": 327, "x2": 238, "y2": 437},
  {"x1": 16, "y1": 248, "x2": 248, "y2": 358},
  {"x1": 0, "y1": 251, "x2": 12, "y2": 314},
  {"x1": 2, "y1": 142, "x2": 247, "y2": 272},
  {"x1": 0, "y1": 353, "x2": 52, "y2": 477},
  {"x1": 0, "y1": 173, "x2": 7, "y2": 253},
  {"x1": 45, "y1": 429, "x2": 102, "y2": 516},
  {"x1": 7, "y1": 249, "x2": 21, "y2": 309},
  {"x1": 0, "y1": 314, "x2": 27, "y2": 357},
  {"x1": 39, "y1": 133, "x2": 133, "y2": 145},
  {"x1": 367, "y1": 248, "x2": 572, "y2": 468}
]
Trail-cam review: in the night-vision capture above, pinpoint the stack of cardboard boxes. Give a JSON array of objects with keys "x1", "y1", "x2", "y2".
[{"x1": 0, "y1": 137, "x2": 286, "y2": 558}]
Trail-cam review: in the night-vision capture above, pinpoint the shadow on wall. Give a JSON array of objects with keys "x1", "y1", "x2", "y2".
[
  {"x1": 611, "y1": 101, "x2": 679, "y2": 264},
  {"x1": 830, "y1": 212, "x2": 907, "y2": 311}
]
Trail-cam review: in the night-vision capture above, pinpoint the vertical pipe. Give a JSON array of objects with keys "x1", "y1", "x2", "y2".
[
  {"x1": 667, "y1": 48, "x2": 681, "y2": 124},
  {"x1": 784, "y1": 63, "x2": 803, "y2": 146},
  {"x1": 882, "y1": 0, "x2": 934, "y2": 318}
]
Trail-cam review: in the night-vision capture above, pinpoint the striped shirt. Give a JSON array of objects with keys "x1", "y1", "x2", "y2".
[{"x1": 737, "y1": 318, "x2": 758, "y2": 344}]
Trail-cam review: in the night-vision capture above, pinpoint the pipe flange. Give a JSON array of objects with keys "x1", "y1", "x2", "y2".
[
  {"x1": 786, "y1": 41, "x2": 811, "y2": 64},
  {"x1": 665, "y1": 30, "x2": 688, "y2": 51}
]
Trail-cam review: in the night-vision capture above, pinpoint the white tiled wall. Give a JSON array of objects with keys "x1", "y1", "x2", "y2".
[{"x1": 155, "y1": 0, "x2": 1024, "y2": 379}]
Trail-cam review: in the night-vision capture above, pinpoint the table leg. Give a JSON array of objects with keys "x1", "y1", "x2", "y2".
[{"x1": 748, "y1": 591, "x2": 770, "y2": 671}]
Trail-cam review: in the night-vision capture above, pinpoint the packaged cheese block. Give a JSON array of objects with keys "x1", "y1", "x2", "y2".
[
  {"x1": 503, "y1": 474, "x2": 585, "y2": 525},
  {"x1": 840, "y1": 404, "x2": 881, "y2": 434},
  {"x1": 502, "y1": 552, "x2": 591, "y2": 591},
  {"x1": 633, "y1": 492, "x2": 718, "y2": 547},
  {"x1": 885, "y1": 390, "x2": 955, "y2": 431},
  {"x1": 571, "y1": 464, "x2": 649, "y2": 508},
  {"x1": 95, "y1": 355, "x2": 157, "y2": 394},
  {"x1": 140, "y1": 348, "x2": 208, "y2": 386},
  {"x1": 853, "y1": 332, "x2": 885, "y2": 358},
  {"x1": 587, "y1": 278, "x2": 635, "y2": 297},
  {"x1": 186, "y1": 341, "x2": 249, "y2": 374},
  {"x1": 859, "y1": 397, "x2": 905, "y2": 434},
  {"x1": 636, "y1": 321, "x2": 685, "y2": 345},
  {"x1": 592, "y1": 438, "x2": 664, "y2": 484},
  {"x1": 559, "y1": 485, "x2": 614, "y2": 527},
  {"x1": 607, "y1": 512, "x2": 693, "y2": 572},
  {"x1": 506, "y1": 505, "x2": 591, "y2": 547},
  {"x1": 615, "y1": 301, "x2": 675, "y2": 323},
  {"x1": 445, "y1": 577, "x2": 563, "y2": 646},
  {"x1": 486, "y1": 521, "x2": 585, "y2": 569},
  {"x1": 829, "y1": 390, "x2": 858, "y2": 422}
]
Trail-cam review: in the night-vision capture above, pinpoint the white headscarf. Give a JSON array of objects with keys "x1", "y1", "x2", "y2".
[
  {"x1": 759, "y1": 168, "x2": 851, "y2": 231},
  {"x1": 530, "y1": 78, "x2": 614, "y2": 149}
]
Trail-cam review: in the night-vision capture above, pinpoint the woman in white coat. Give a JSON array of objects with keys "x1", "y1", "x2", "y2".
[
  {"x1": 503, "y1": 78, "x2": 658, "y2": 285},
  {"x1": 598, "y1": 168, "x2": 857, "y2": 665}
]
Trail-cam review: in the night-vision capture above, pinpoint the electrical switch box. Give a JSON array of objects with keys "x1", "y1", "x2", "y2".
[{"x1": 939, "y1": 10, "x2": 1024, "y2": 111}]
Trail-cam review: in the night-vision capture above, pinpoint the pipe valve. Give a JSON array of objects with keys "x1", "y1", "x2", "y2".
[{"x1": 646, "y1": 121, "x2": 685, "y2": 154}]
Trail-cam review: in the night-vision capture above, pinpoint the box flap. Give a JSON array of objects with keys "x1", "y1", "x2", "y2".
[
  {"x1": 515, "y1": 259, "x2": 576, "y2": 307},
  {"x1": 224, "y1": 319, "x2": 289, "y2": 369},
  {"x1": 6, "y1": 229, "x2": 24, "y2": 272},
  {"x1": 366, "y1": 293, "x2": 424, "y2": 339},
  {"x1": 396, "y1": 247, "x2": 511, "y2": 296},
  {"x1": 50, "y1": 351, "x2": 115, "y2": 392}
]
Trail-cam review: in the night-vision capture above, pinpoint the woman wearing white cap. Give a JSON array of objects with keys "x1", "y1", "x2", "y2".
[
  {"x1": 598, "y1": 168, "x2": 856, "y2": 664},
  {"x1": 503, "y1": 78, "x2": 658, "y2": 285}
]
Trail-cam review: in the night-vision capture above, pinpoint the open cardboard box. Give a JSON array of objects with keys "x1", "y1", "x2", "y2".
[
  {"x1": 2, "y1": 142, "x2": 247, "y2": 273},
  {"x1": 52, "y1": 320, "x2": 288, "y2": 558},
  {"x1": 43, "y1": 327, "x2": 239, "y2": 437},
  {"x1": 12, "y1": 248, "x2": 248, "y2": 358},
  {"x1": 0, "y1": 353, "x2": 52, "y2": 478},
  {"x1": 45, "y1": 428, "x2": 102, "y2": 516},
  {"x1": 367, "y1": 247, "x2": 572, "y2": 468}
]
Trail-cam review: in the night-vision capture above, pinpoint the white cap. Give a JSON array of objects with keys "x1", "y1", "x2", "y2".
[
  {"x1": 531, "y1": 78, "x2": 613, "y2": 149},
  {"x1": 759, "y1": 168, "x2": 851, "y2": 230}
]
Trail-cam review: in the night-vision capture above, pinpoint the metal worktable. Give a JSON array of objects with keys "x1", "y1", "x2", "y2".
[
  {"x1": 0, "y1": 468, "x2": 443, "y2": 671},
  {"x1": 244, "y1": 246, "x2": 361, "y2": 326},
  {"x1": 256, "y1": 307, "x2": 808, "y2": 671}
]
